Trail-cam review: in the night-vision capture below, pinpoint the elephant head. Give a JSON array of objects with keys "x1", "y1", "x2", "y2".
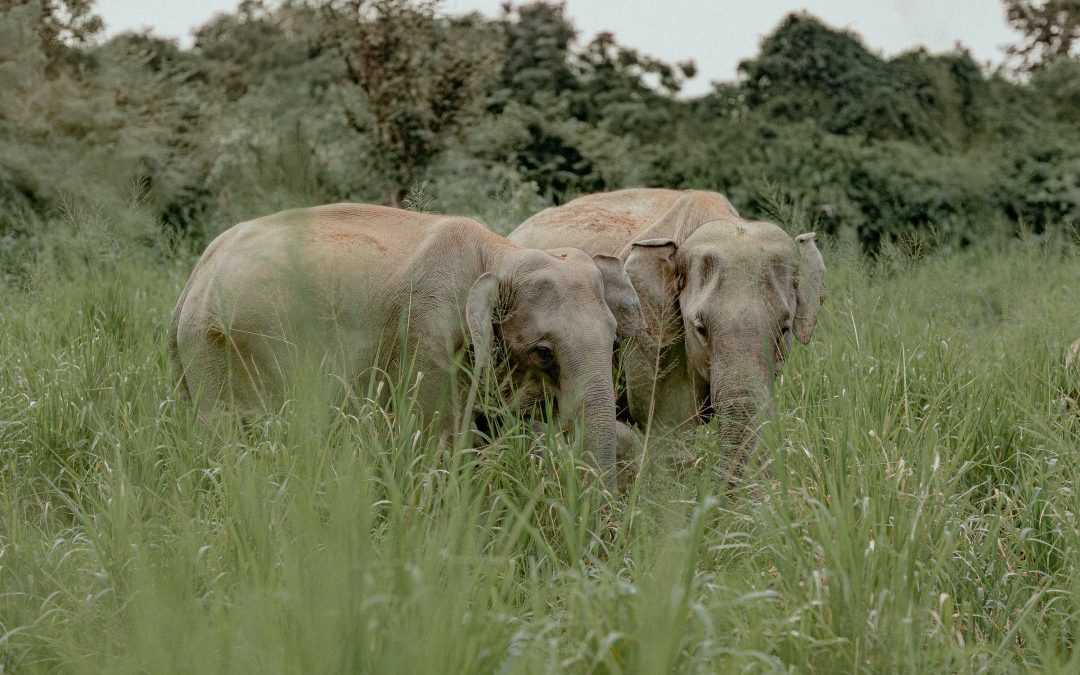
[
  {"x1": 465, "y1": 247, "x2": 644, "y2": 487},
  {"x1": 624, "y1": 219, "x2": 825, "y2": 459}
]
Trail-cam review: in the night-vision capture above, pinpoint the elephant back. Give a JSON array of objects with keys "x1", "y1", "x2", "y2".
[{"x1": 511, "y1": 188, "x2": 740, "y2": 259}]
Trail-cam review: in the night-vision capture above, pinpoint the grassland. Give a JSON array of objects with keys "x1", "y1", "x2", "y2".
[{"x1": 2, "y1": 204, "x2": 1080, "y2": 674}]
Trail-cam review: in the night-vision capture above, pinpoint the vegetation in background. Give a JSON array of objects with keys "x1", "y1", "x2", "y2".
[
  {"x1": 4, "y1": 0, "x2": 1080, "y2": 252},
  {"x1": 315, "y1": 0, "x2": 500, "y2": 205},
  {"x1": 1004, "y1": 0, "x2": 1080, "y2": 70}
]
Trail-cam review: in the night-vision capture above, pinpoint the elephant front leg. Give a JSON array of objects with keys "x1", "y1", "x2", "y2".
[{"x1": 384, "y1": 340, "x2": 458, "y2": 442}]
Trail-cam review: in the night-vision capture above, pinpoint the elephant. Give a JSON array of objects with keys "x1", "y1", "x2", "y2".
[
  {"x1": 168, "y1": 203, "x2": 644, "y2": 487},
  {"x1": 510, "y1": 188, "x2": 826, "y2": 472}
]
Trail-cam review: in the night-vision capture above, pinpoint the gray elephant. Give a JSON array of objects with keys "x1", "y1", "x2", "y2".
[
  {"x1": 510, "y1": 188, "x2": 826, "y2": 469},
  {"x1": 169, "y1": 203, "x2": 644, "y2": 486}
]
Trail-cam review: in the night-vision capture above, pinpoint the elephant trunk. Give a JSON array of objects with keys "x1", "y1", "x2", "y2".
[
  {"x1": 708, "y1": 318, "x2": 774, "y2": 477},
  {"x1": 560, "y1": 359, "x2": 618, "y2": 491},
  {"x1": 710, "y1": 357, "x2": 771, "y2": 475}
]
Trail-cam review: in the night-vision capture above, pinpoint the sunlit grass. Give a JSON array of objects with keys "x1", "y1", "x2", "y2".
[{"x1": 2, "y1": 209, "x2": 1079, "y2": 674}]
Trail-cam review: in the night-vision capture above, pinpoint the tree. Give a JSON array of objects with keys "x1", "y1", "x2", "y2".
[
  {"x1": 0, "y1": 0, "x2": 102, "y2": 71},
  {"x1": 492, "y1": 1, "x2": 577, "y2": 109},
  {"x1": 98, "y1": 32, "x2": 213, "y2": 230},
  {"x1": 1005, "y1": 0, "x2": 1080, "y2": 70},
  {"x1": 735, "y1": 13, "x2": 992, "y2": 148},
  {"x1": 737, "y1": 13, "x2": 891, "y2": 134},
  {"x1": 314, "y1": 0, "x2": 499, "y2": 205}
]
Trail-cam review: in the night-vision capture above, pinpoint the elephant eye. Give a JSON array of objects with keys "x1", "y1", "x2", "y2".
[
  {"x1": 532, "y1": 344, "x2": 555, "y2": 368},
  {"x1": 692, "y1": 317, "x2": 707, "y2": 338}
]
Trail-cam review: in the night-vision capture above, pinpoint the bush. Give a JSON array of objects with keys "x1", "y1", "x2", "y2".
[{"x1": 5, "y1": 1, "x2": 1080, "y2": 259}]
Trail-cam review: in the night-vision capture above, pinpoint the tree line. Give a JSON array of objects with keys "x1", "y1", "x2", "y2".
[{"x1": 1, "y1": 0, "x2": 1079, "y2": 256}]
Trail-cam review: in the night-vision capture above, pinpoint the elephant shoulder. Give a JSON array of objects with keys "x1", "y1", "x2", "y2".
[
  {"x1": 419, "y1": 214, "x2": 499, "y2": 251},
  {"x1": 682, "y1": 190, "x2": 740, "y2": 220},
  {"x1": 394, "y1": 215, "x2": 496, "y2": 289}
]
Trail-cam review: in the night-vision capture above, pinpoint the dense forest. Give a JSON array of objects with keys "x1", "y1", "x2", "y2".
[{"x1": 2, "y1": 0, "x2": 1080, "y2": 264}]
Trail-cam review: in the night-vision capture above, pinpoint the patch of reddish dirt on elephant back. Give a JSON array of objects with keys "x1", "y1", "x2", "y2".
[
  {"x1": 311, "y1": 226, "x2": 387, "y2": 252},
  {"x1": 564, "y1": 205, "x2": 644, "y2": 235}
]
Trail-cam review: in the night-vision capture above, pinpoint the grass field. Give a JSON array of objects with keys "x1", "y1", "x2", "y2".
[{"x1": 2, "y1": 204, "x2": 1080, "y2": 674}]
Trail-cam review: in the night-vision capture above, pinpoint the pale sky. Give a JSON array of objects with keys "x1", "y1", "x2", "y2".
[{"x1": 97, "y1": 0, "x2": 1017, "y2": 96}]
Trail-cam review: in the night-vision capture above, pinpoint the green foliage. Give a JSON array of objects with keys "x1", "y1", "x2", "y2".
[
  {"x1": 315, "y1": 0, "x2": 501, "y2": 205},
  {"x1": 4, "y1": 200, "x2": 1080, "y2": 672},
  {"x1": 740, "y1": 13, "x2": 903, "y2": 138},
  {"x1": 736, "y1": 14, "x2": 1002, "y2": 149},
  {"x1": 1005, "y1": 0, "x2": 1080, "y2": 70},
  {"x1": 491, "y1": 0, "x2": 577, "y2": 108},
  {"x1": 4, "y1": 1, "x2": 1080, "y2": 252},
  {"x1": 0, "y1": 0, "x2": 102, "y2": 71},
  {"x1": 1030, "y1": 56, "x2": 1080, "y2": 122}
]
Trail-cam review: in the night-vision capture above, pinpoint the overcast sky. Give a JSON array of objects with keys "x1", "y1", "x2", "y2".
[{"x1": 96, "y1": 0, "x2": 1017, "y2": 96}]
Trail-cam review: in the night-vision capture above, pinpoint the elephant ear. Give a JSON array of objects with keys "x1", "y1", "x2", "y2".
[
  {"x1": 461, "y1": 272, "x2": 501, "y2": 432},
  {"x1": 592, "y1": 254, "x2": 646, "y2": 339},
  {"x1": 624, "y1": 239, "x2": 683, "y2": 346},
  {"x1": 465, "y1": 272, "x2": 500, "y2": 374},
  {"x1": 793, "y1": 232, "x2": 826, "y2": 344}
]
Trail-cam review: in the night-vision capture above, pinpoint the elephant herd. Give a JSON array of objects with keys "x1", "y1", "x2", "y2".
[{"x1": 169, "y1": 189, "x2": 826, "y2": 489}]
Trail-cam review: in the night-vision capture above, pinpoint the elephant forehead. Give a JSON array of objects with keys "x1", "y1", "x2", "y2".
[
  {"x1": 685, "y1": 233, "x2": 798, "y2": 274},
  {"x1": 523, "y1": 248, "x2": 601, "y2": 281},
  {"x1": 502, "y1": 299, "x2": 616, "y2": 351},
  {"x1": 544, "y1": 246, "x2": 594, "y2": 264},
  {"x1": 516, "y1": 268, "x2": 606, "y2": 306},
  {"x1": 531, "y1": 305, "x2": 618, "y2": 345},
  {"x1": 514, "y1": 252, "x2": 606, "y2": 299},
  {"x1": 508, "y1": 269, "x2": 615, "y2": 335}
]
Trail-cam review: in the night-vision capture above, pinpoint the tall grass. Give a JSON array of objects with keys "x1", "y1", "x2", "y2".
[{"x1": 2, "y1": 202, "x2": 1079, "y2": 674}]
